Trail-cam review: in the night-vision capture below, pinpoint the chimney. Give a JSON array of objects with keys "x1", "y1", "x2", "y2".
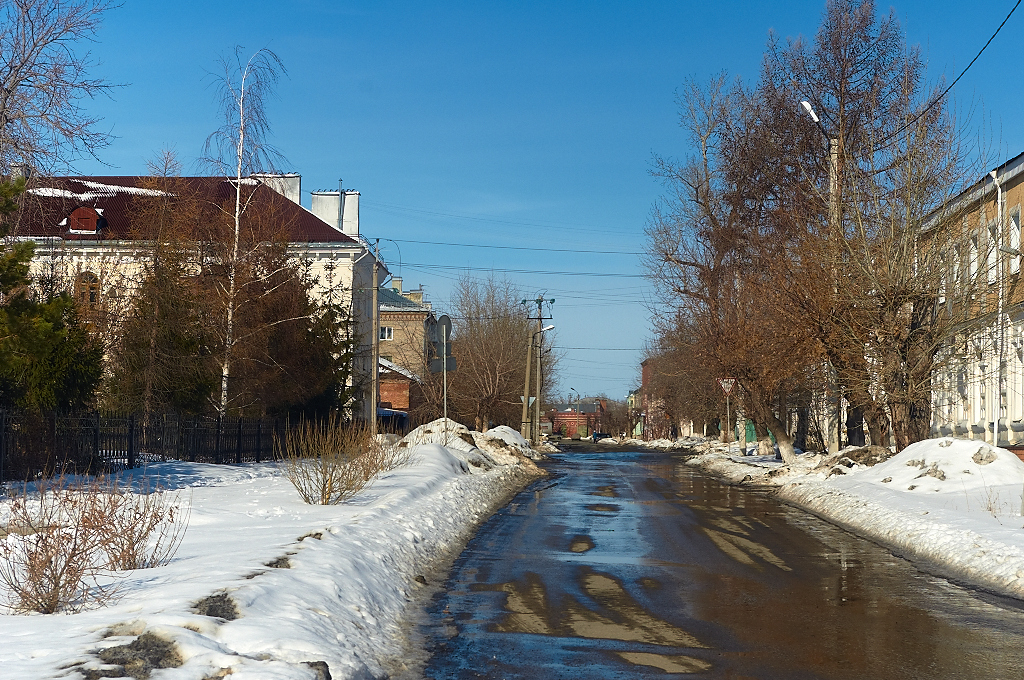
[
  {"x1": 342, "y1": 190, "x2": 360, "y2": 237},
  {"x1": 311, "y1": 188, "x2": 360, "y2": 238},
  {"x1": 252, "y1": 172, "x2": 301, "y2": 203},
  {"x1": 311, "y1": 190, "x2": 341, "y2": 230},
  {"x1": 10, "y1": 162, "x2": 31, "y2": 181},
  {"x1": 391, "y1": 276, "x2": 403, "y2": 293}
]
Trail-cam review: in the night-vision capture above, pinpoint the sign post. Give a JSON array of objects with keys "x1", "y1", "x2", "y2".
[
  {"x1": 718, "y1": 378, "x2": 736, "y2": 446},
  {"x1": 429, "y1": 315, "x2": 455, "y2": 445}
]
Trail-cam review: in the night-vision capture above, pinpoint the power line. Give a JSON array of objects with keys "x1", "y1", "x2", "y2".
[
  {"x1": 401, "y1": 262, "x2": 644, "y2": 278},
  {"x1": 873, "y1": 0, "x2": 1021, "y2": 152},
  {"x1": 362, "y1": 200, "x2": 630, "y2": 236},
  {"x1": 554, "y1": 346, "x2": 643, "y2": 351},
  {"x1": 378, "y1": 237, "x2": 643, "y2": 256}
]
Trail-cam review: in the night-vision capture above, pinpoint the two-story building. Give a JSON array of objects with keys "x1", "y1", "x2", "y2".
[{"x1": 13, "y1": 171, "x2": 386, "y2": 421}]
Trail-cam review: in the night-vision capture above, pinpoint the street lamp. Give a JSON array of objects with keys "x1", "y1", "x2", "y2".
[{"x1": 801, "y1": 99, "x2": 842, "y2": 454}]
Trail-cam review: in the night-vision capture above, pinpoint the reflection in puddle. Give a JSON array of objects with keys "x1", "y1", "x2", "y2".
[
  {"x1": 569, "y1": 535, "x2": 595, "y2": 553},
  {"x1": 614, "y1": 651, "x2": 712, "y2": 673},
  {"x1": 701, "y1": 527, "x2": 792, "y2": 571},
  {"x1": 485, "y1": 567, "x2": 708, "y2": 652},
  {"x1": 592, "y1": 485, "x2": 619, "y2": 497},
  {"x1": 585, "y1": 503, "x2": 620, "y2": 512}
]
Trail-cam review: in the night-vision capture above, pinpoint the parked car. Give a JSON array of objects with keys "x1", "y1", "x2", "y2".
[{"x1": 592, "y1": 432, "x2": 612, "y2": 442}]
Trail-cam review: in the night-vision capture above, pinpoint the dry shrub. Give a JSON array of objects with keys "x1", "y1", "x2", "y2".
[
  {"x1": 89, "y1": 478, "x2": 190, "y2": 571},
  {"x1": 276, "y1": 415, "x2": 411, "y2": 505},
  {"x1": 0, "y1": 476, "x2": 190, "y2": 614},
  {"x1": 0, "y1": 477, "x2": 114, "y2": 613}
]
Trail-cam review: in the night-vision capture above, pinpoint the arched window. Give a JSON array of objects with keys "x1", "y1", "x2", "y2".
[{"x1": 76, "y1": 271, "x2": 100, "y2": 309}]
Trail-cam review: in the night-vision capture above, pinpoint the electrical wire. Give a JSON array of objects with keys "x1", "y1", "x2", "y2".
[
  {"x1": 376, "y1": 237, "x2": 644, "y2": 256},
  {"x1": 400, "y1": 262, "x2": 644, "y2": 278},
  {"x1": 362, "y1": 200, "x2": 631, "y2": 236},
  {"x1": 871, "y1": 0, "x2": 1021, "y2": 152}
]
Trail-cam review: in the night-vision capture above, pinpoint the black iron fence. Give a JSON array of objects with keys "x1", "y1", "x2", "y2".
[{"x1": 0, "y1": 411, "x2": 283, "y2": 482}]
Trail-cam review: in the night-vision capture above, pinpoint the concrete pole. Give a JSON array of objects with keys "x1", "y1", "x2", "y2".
[
  {"x1": 520, "y1": 332, "x2": 532, "y2": 440},
  {"x1": 534, "y1": 333, "x2": 542, "y2": 445},
  {"x1": 828, "y1": 137, "x2": 841, "y2": 454},
  {"x1": 370, "y1": 241, "x2": 380, "y2": 437}
]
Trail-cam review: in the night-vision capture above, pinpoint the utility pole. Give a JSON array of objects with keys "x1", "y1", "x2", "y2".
[
  {"x1": 828, "y1": 136, "x2": 841, "y2": 454},
  {"x1": 802, "y1": 101, "x2": 842, "y2": 454},
  {"x1": 521, "y1": 296, "x2": 554, "y2": 445},
  {"x1": 370, "y1": 239, "x2": 380, "y2": 437},
  {"x1": 520, "y1": 333, "x2": 533, "y2": 440}
]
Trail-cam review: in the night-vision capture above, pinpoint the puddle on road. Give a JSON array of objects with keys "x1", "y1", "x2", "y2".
[
  {"x1": 591, "y1": 485, "x2": 618, "y2": 497},
  {"x1": 612, "y1": 651, "x2": 712, "y2": 673},
  {"x1": 477, "y1": 567, "x2": 708, "y2": 652},
  {"x1": 568, "y1": 535, "x2": 595, "y2": 553},
  {"x1": 584, "y1": 503, "x2": 619, "y2": 512}
]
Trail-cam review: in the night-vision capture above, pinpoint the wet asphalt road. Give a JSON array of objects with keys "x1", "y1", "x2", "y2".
[{"x1": 418, "y1": 450, "x2": 1024, "y2": 679}]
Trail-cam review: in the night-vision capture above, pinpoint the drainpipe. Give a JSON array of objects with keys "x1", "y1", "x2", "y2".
[{"x1": 991, "y1": 169, "x2": 1005, "y2": 446}]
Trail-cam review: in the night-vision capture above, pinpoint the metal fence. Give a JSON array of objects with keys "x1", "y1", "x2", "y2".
[{"x1": 0, "y1": 411, "x2": 283, "y2": 482}]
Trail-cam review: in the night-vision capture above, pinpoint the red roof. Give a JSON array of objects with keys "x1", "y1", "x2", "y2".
[{"x1": 11, "y1": 176, "x2": 358, "y2": 245}]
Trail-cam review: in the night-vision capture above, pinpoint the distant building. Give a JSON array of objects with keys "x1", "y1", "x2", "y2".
[{"x1": 547, "y1": 398, "x2": 606, "y2": 438}]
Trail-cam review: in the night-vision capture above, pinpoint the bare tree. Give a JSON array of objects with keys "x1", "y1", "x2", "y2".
[
  {"x1": 444, "y1": 275, "x2": 559, "y2": 432},
  {"x1": 202, "y1": 47, "x2": 286, "y2": 416},
  {"x1": 0, "y1": 0, "x2": 117, "y2": 172}
]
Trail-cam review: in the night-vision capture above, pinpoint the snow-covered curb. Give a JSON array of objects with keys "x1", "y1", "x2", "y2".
[
  {"x1": 683, "y1": 437, "x2": 1024, "y2": 601},
  {"x1": 0, "y1": 419, "x2": 546, "y2": 680},
  {"x1": 777, "y1": 481, "x2": 1024, "y2": 598}
]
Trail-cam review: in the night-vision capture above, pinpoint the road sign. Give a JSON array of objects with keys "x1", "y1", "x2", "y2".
[
  {"x1": 429, "y1": 356, "x2": 457, "y2": 374},
  {"x1": 435, "y1": 315, "x2": 453, "y2": 356},
  {"x1": 718, "y1": 377, "x2": 736, "y2": 395}
]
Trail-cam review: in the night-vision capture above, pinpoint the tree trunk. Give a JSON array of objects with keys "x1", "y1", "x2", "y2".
[{"x1": 846, "y1": 401, "x2": 865, "y2": 446}]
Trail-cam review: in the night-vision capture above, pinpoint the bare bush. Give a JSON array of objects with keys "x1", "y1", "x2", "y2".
[
  {"x1": 0, "y1": 477, "x2": 114, "y2": 613},
  {"x1": 276, "y1": 416, "x2": 410, "y2": 505},
  {"x1": 89, "y1": 478, "x2": 190, "y2": 571},
  {"x1": 0, "y1": 476, "x2": 190, "y2": 614}
]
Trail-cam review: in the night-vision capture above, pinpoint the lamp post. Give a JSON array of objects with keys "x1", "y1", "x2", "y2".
[{"x1": 801, "y1": 100, "x2": 842, "y2": 454}]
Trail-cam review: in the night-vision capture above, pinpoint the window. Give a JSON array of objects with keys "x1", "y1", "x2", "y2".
[
  {"x1": 988, "y1": 223, "x2": 998, "y2": 284},
  {"x1": 380, "y1": 326, "x2": 394, "y2": 341},
  {"x1": 75, "y1": 271, "x2": 100, "y2": 308},
  {"x1": 1011, "y1": 211, "x2": 1022, "y2": 275}
]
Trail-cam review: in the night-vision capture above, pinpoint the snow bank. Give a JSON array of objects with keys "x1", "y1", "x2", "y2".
[
  {"x1": 0, "y1": 424, "x2": 544, "y2": 680},
  {"x1": 686, "y1": 436, "x2": 1024, "y2": 600}
]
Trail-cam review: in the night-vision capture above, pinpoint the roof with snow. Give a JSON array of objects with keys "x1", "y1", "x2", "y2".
[
  {"x1": 379, "y1": 285, "x2": 431, "y2": 313},
  {"x1": 13, "y1": 176, "x2": 359, "y2": 244},
  {"x1": 380, "y1": 357, "x2": 422, "y2": 383}
]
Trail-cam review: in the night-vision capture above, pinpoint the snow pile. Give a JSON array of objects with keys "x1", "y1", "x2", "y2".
[
  {"x1": 401, "y1": 419, "x2": 543, "y2": 468},
  {"x1": 0, "y1": 430, "x2": 544, "y2": 680},
  {"x1": 686, "y1": 436, "x2": 1024, "y2": 599}
]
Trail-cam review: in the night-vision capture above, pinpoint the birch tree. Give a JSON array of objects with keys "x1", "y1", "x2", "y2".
[{"x1": 202, "y1": 47, "x2": 285, "y2": 416}]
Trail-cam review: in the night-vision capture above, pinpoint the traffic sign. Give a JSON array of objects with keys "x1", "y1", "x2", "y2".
[{"x1": 718, "y1": 377, "x2": 736, "y2": 395}]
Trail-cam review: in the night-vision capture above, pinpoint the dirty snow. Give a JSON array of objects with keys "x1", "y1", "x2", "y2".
[
  {"x1": 685, "y1": 436, "x2": 1024, "y2": 599},
  {"x1": 0, "y1": 419, "x2": 544, "y2": 680}
]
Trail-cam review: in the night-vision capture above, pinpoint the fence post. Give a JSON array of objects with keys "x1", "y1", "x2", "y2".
[
  {"x1": 93, "y1": 412, "x2": 100, "y2": 473},
  {"x1": 255, "y1": 419, "x2": 262, "y2": 464},
  {"x1": 235, "y1": 417, "x2": 243, "y2": 464},
  {"x1": 127, "y1": 414, "x2": 136, "y2": 471},
  {"x1": 0, "y1": 410, "x2": 6, "y2": 485},
  {"x1": 215, "y1": 415, "x2": 222, "y2": 465}
]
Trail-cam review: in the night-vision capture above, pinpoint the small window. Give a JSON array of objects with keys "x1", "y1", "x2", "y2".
[{"x1": 380, "y1": 326, "x2": 394, "y2": 341}]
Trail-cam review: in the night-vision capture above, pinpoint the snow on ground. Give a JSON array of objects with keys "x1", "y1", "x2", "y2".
[
  {"x1": 0, "y1": 419, "x2": 544, "y2": 680},
  {"x1": 685, "y1": 436, "x2": 1024, "y2": 600}
]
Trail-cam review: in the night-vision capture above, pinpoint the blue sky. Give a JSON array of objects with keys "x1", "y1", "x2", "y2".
[{"x1": 73, "y1": 0, "x2": 1024, "y2": 401}]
